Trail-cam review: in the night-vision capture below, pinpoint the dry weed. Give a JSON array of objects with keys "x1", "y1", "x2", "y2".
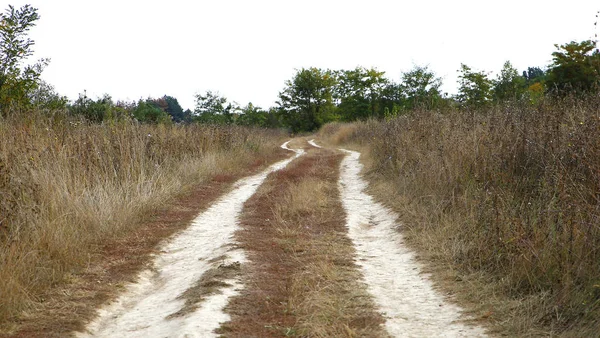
[
  {"x1": 319, "y1": 95, "x2": 600, "y2": 336},
  {"x1": 0, "y1": 113, "x2": 286, "y2": 331}
]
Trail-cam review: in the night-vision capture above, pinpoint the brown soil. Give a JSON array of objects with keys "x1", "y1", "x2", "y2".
[
  {"x1": 219, "y1": 144, "x2": 386, "y2": 337},
  {"x1": 2, "y1": 151, "x2": 289, "y2": 338}
]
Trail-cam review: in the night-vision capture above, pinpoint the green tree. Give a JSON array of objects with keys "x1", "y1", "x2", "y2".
[
  {"x1": 277, "y1": 67, "x2": 336, "y2": 132},
  {"x1": 546, "y1": 40, "x2": 600, "y2": 93},
  {"x1": 194, "y1": 90, "x2": 234, "y2": 124},
  {"x1": 379, "y1": 81, "x2": 404, "y2": 117},
  {"x1": 522, "y1": 66, "x2": 546, "y2": 84},
  {"x1": 150, "y1": 95, "x2": 189, "y2": 123},
  {"x1": 133, "y1": 99, "x2": 170, "y2": 124},
  {"x1": 400, "y1": 65, "x2": 443, "y2": 110},
  {"x1": 237, "y1": 102, "x2": 268, "y2": 127},
  {"x1": 0, "y1": 4, "x2": 48, "y2": 114},
  {"x1": 29, "y1": 80, "x2": 67, "y2": 111},
  {"x1": 164, "y1": 95, "x2": 191, "y2": 123},
  {"x1": 335, "y1": 67, "x2": 388, "y2": 121},
  {"x1": 69, "y1": 93, "x2": 115, "y2": 122},
  {"x1": 520, "y1": 66, "x2": 547, "y2": 103},
  {"x1": 456, "y1": 64, "x2": 493, "y2": 107},
  {"x1": 493, "y1": 61, "x2": 527, "y2": 101}
]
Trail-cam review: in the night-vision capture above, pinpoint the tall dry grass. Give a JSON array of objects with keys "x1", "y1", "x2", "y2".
[
  {"x1": 0, "y1": 112, "x2": 285, "y2": 326},
  {"x1": 319, "y1": 96, "x2": 600, "y2": 336}
]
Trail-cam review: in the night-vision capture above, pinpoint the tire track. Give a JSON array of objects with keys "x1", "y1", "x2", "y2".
[
  {"x1": 337, "y1": 147, "x2": 487, "y2": 337},
  {"x1": 77, "y1": 141, "x2": 303, "y2": 338}
]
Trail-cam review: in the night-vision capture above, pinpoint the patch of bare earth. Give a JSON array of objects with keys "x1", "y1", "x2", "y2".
[
  {"x1": 1, "y1": 151, "x2": 288, "y2": 338},
  {"x1": 220, "y1": 144, "x2": 387, "y2": 337}
]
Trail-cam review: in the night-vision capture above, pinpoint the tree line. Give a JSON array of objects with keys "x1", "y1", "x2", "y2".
[{"x1": 1, "y1": 4, "x2": 599, "y2": 132}]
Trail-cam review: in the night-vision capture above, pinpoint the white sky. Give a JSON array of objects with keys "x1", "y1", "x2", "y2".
[{"x1": 7, "y1": 0, "x2": 599, "y2": 110}]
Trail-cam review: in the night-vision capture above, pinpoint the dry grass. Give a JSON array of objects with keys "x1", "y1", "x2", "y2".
[
  {"x1": 319, "y1": 95, "x2": 600, "y2": 336},
  {"x1": 7, "y1": 174, "x2": 251, "y2": 337},
  {"x1": 221, "y1": 145, "x2": 386, "y2": 337},
  {"x1": 0, "y1": 112, "x2": 286, "y2": 333}
]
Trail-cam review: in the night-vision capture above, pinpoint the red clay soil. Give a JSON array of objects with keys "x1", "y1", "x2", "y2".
[
  {"x1": 219, "y1": 148, "x2": 385, "y2": 337},
  {"x1": 2, "y1": 150, "x2": 289, "y2": 338}
]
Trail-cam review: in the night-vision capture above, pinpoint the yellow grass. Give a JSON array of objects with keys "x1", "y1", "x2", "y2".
[
  {"x1": 319, "y1": 96, "x2": 600, "y2": 336},
  {"x1": 0, "y1": 112, "x2": 285, "y2": 329}
]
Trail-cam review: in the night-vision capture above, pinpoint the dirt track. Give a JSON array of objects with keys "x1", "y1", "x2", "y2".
[{"x1": 77, "y1": 139, "x2": 486, "y2": 337}]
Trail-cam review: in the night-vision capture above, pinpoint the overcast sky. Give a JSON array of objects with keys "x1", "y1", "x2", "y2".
[{"x1": 7, "y1": 0, "x2": 599, "y2": 110}]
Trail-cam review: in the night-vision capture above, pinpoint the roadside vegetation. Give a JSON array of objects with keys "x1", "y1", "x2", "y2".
[
  {"x1": 0, "y1": 114, "x2": 285, "y2": 329},
  {"x1": 318, "y1": 94, "x2": 600, "y2": 336}
]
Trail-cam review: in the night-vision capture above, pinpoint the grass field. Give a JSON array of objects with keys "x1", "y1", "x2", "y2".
[
  {"x1": 319, "y1": 96, "x2": 600, "y2": 336},
  {"x1": 0, "y1": 112, "x2": 285, "y2": 330}
]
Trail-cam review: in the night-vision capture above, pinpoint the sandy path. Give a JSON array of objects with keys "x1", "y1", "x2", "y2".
[
  {"x1": 338, "y1": 148, "x2": 487, "y2": 337},
  {"x1": 308, "y1": 139, "x2": 321, "y2": 148},
  {"x1": 77, "y1": 141, "x2": 303, "y2": 338}
]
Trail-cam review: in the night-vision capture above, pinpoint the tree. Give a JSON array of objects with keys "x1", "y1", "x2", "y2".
[
  {"x1": 546, "y1": 40, "x2": 600, "y2": 93},
  {"x1": 519, "y1": 66, "x2": 547, "y2": 103},
  {"x1": 237, "y1": 102, "x2": 267, "y2": 127},
  {"x1": 379, "y1": 81, "x2": 404, "y2": 116},
  {"x1": 493, "y1": 61, "x2": 527, "y2": 101},
  {"x1": 69, "y1": 93, "x2": 115, "y2": 122},
  {"x1": 133, "y1": 99, "x2": 171, "y2": 124},
  {"x1": 277, "y1": 68, "x2": 336, "y2": 132},
  {"x1": 335, "y1": 67, "x2": 388, "y2": 121},
  {"x1": 400, "y1": 65, "x2": 443, "y2": 110},
  {"x1": 29, "y1": 80, "x2": 67, "y2": 111},
  {"x1": 150, "y1": 95, "x2": 190, "y2": 123},
  {"x1": 0, "y1": 5, "x2": 48, "y2": 114},
  {"x1": 522, "y1": 67, "x2": 545, "y2": 84},
  {"x1": 194, "y1": 90, "x2": 234, "y2": 124},
  {"x1": 456, "y1": 64, "x2": 493, "y2": 107}
]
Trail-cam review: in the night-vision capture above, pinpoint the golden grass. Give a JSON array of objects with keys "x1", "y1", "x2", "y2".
[
  {"x1": 318, "y1": 96, "x2": 600, "y2": 337},
  {"x1": 221, "y1": 146, "x2": 386, "y2": 337},
  {"x1": 0, "y1": 112, "x2": 286, "y2": 331}
]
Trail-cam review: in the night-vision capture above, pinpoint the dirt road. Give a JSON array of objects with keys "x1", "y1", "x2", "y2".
[
  {"x1": 78, "y1": 142, "x2": 303, "y2": 337},
  {"x1": 77, "y1": 139, "x2": 486, "y2": 337}
]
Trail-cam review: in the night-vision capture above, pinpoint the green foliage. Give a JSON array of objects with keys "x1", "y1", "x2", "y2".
[
  {"x1": 194, "y1": 90, "x2": 235, "y2": 124},
  {"x1": 379, "y1": 82, "x2": 404, "y2": 115},
  {"x1": 133, "y1": 99, "x2": 171, "y2": 124},
  {"x1": 335, "y1": 67, "x2": 388, "y2": 121},
  {"x1": 277, "y1": 68, "x2": 336, "y2": 132},
  {"x1": 69, "y1": 93, "x2": 112, "y2": 122},
  {"x1": 400, "y1": 65, "x2": 443, "y2": 109},
  {"x1": 493, "y1": 61, "x2": 527, "y2": 101},
  {"x1": 149, "y1": 95, "x2": 190, "y2": 123},
  {"x1": 546, "y1": 40, "x2": 600, "y2": 93},
  {"x1": 522, "y1": 66, "x2": 546, "y2": 84},
  {"x1": 236, "y1": 102, "x2": 270, "y2": 127},
  {"x1": 29, "y1": 80, "x2": 67, "y2": 111},
  {"x1": 194, "y1": 90, "x2": 227, "y2": 115},
  {"x1": 163, "y1": 95, "x2": 190, "y2": 123},
  {"x1": 456, "y1": 64, "x2": 493, "y2": 107},
  {"x1": 0, "y1": 4, "x2": 48, "y2": 115},
  {"x1": 68, "y1": 93, "x2": 133, "y2": 122}
]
